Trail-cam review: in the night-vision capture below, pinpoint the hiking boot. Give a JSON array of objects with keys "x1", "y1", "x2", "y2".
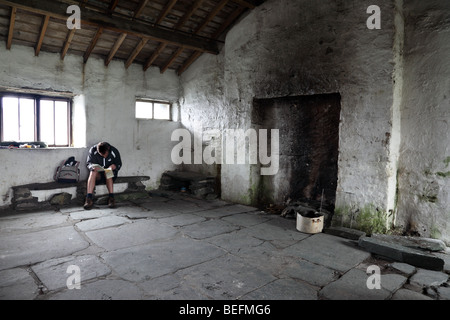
[
  {"x1": 108, "y1": 197, "x2": 116, "y2": 209},
  {"x1": 83, "y1": 198, "x2": 94, "y2": 210}
]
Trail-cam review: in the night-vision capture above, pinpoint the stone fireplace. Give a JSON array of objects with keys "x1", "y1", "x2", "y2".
[{"x1": 253, "y1": 93, "x2": 341, "y2": 212}]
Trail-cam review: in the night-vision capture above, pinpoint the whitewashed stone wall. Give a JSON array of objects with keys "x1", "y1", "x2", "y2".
[
  {"x1": 0, "y1": 45, "x2": 180, "y2": 207},
  {"x1": 396, "y1": 0, "x2": 450, "y2": 243},
  {"x1": 180, "y1": 0, "x2": 398, "y2": 210}
]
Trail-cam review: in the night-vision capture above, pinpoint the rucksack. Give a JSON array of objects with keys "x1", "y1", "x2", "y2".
[{"x1": 54, "y1": 157, "x2": 80, "y2": 183}]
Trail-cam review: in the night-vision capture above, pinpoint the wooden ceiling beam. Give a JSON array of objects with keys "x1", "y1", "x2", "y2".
[
  {"x1": 156, "y1": 0, "x2": 178, "y2": 25},
  {"x1": 83, "y1": 26, "x2": 103, "y2": 63},
  {"x1": 230, "y1": 0, "x2": 262, "y2": 9},
  {"x1": 195, "y1": 0, "x2": 229, "y2": 34},
  {"x1": 174, "y1": 0, "x2": 204, "y2": 29},
  {"x1": 35, "y1": 15, "x2": 50, "y2": 56},
  {"x1": 108, "y1": 0, "x2": 119, "y2": 15},
  {"x1": 133, "y1": 0, "x2": 149, "y2": 19},
  {"x1": 177, "y1": 5, "x2": 246, "y2": 75},
  {"x1": 125, "y1": 37, "x2": 148, "y2": 68},
  {"x1": 160, "y1": 46, "x2": 183, "y2": 73},
  {"x1": 143, "y1": 42, "x2": 167, "y2": 71},
  {"x1": 6, "y1": 6, "x2": 16, "y2": 49},
  {"x1": 177, "y1": 51, "x2": 201, "y2": 76},
  {"x1": 105, "y1": 32, "x2": 126, "y2": 66},
  {"x1": 145, "y1": 0, "x2": 202, "y2": 72},
  {"x1": 61, "y1": 28, "x2": 76, "y2": 59},
  {"x1": 162, "y1": 0, "x2": 228, "y2": 73},
  {"x1": 0, "y1": 0, "x2": 219, "y2": 54}
]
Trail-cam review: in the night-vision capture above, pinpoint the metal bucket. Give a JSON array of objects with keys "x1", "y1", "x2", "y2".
[{"x1": 296, "y1": 211, "x2": 324, "y2": 234}]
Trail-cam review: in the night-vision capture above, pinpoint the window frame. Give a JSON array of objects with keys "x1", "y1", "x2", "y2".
[
  {"x1": 135, "y1": 99, "x2": 172, "y2": 121},
  {"x1": 0, "y1": 93, "x2": 72, "y2": 147}
]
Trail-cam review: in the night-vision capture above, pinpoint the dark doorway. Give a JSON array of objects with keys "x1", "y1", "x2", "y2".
[{"x1": 253, "y1": 93, "x2": 341, "y2": 211}]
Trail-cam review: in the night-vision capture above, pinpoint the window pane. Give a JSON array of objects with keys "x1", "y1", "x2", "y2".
[
  {"x1": 154, "y1": 103, "x2": 170, "y2": 120},
  {"x1": 2, "y1": 97, "x2": 19, "y2": 141},
  {"x1": 19, "y1": 98, "x2": 35, "y2": 141},
  {"x1": 135, "y1": 101, "x2": 153, "y2": 119},
  {"x1": 40, "y1": 100, "x2": 54, "y2": 145},
  {"x1": 55, "y1": 101, "x2": 68, "y2": 146}
]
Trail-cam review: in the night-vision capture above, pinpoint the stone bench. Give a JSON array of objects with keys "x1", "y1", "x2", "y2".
[
  {"x1": 159, "y1": 171, "x2": 218, "y2": 199},
  {"x1": 11, "y1": 176, "x2": 150, "y2": 210}
]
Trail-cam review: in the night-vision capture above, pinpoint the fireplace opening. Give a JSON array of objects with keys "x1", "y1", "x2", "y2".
[{"x1": 252, "y1": 93, "x2": 341, "y2": 219}]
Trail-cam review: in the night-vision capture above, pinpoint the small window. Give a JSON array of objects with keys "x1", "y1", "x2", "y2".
[
  {"x1": 0, "y1": 94, "x2": 71, "y2": 147},
  {"x1": 135, "y1": 99, "x2": 171, "y2": 120}
]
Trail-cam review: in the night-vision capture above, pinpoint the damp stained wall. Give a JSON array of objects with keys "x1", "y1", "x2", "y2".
[
  {"x1": 396, "y1": 0, "x2": 450, "y2": 243},
  {"x1": 180, "y1": 0, "x2": 397, "y2": 211}
]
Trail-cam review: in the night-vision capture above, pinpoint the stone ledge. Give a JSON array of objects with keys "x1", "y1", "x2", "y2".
[
  {"x1": 10, "y1": 176, "x2": 150, "y2": 211},
  {"x1": 358, "y1": 236, "x2": 445, "y2": 271},
  {"x1": 12, "y1": 176, "x2": 150, "y2": 191},
  {"x1": 323, "y1": 226, "x2": 366, "y2": 241}
]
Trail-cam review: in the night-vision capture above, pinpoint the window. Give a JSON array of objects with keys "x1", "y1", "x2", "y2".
[
  {"x1": 0, "y1": 94, "x2": 71, "y2": 147},
  {"x1": 135, "y1": 99, "x2": 171, "y2": 120}
]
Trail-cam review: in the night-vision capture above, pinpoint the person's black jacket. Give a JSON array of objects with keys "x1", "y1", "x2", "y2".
[{"x1": 86, "y1": 143, "x2": 122, "y2": 172}]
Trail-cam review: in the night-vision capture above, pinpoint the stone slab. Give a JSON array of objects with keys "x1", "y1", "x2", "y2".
[
  {"x1": 389, "y1": 262, "x2": 416, "y2": 276},
  {"x1": 221, "y1": 212, "x2": 273, "y2": 227},
  {"x1": 241, "y1": 278, "x2": 318, "y2": 300},
  {"x1": 372, "y1": 233, "x2": 447, "y2": 252},
  {"x1": 245, "y1": 217, "x2": 310, "y2": 249},
  {"x1": 193, "y1": 204, "x2": 258, "y2": 218},
  {"x1": 0, "y1": 268, "x2": 39, "y2": 299},
  {"x1": 0, "y1": 211, "x2": 69, "y2": 233},
  {"x1": 31, "y1": 255, "x2": 111, "y2": 290},
  {"x1": 282, "y1": 233, "x2": 371, "y2": 272},
  {"x1": 323, "y1": 226, "x2": 366, "y2": 240},
  {"x1": 75, "y1": 215, "x2": 130, "y2": 232},
  {"x1": 409, "y1": 269, "x2": 449, "y2": 289},
  {"x1": 180, "y1": 219, "x2": 240, "y2": 240},
  {"x1": 279, "y1": 258, "x2": 341, "y2": 287},
  {"x1": 358, "y1": 236, "x2": 445, "y2": 271},
  {"x1": 101, "y1": 237, "x2": 225, "y2": 282},
  {"x1": 0, "y1": 226, "x2": 89, "y2": 271},
  {"x1": 157, "y1": 213, "x2": 206, "y2": 227},
  {"x1": 438, "y1": 286, "x2": 450, "y2": 300},
  {"x1": 49, "y1": 279, "x2": 144, "y2": 300},
  {"x1": 320, "y1": 268, "x2": 404, "y2": 300},
  {"x1": 176, "y1": 253, "x2": 277, "y2": 299},
  {"x1": 85, "y1": 219, "x2": 179, "y2": 251},
  {"x1": 391, "y1": 289, "x2": 433, "y2": 300},
  {"x1": 139, "y1": 273, "x2": 207, "y2": 299}
]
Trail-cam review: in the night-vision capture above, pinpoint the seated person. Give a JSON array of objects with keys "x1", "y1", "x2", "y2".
[{"x1": 84, "y1": 142, "x2": 122, "y2": 210}]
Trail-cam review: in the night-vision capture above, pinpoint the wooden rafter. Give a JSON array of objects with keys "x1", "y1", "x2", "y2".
[
  {"x1": 143, "y1": 0, "x2": 185, "y2": 71},
  {"x1": 35, "y1": 15, "x2": 50, "y2": 56},
  {"x1": 160, "y1": 46, "x2": 183, "y2": 73},
  {"x1": 177, "y1": 5, "x2": 246, "y2": 75},
  {"x1": 153, "y1": 0, "x2": 206, "y2": 72},
  {"x1": 143, "y1": 42, "x2": 167, "y2": 71},
  {"x1": 175, "y1": 0, "x2": 204, "y2": 30},
  {"x1": 231, "y1": 0, "x2": 262, "y2": 9},
  {"x1": 195, "y1": 0, "x2": 229, "y2": 34},
  {"x1": 177, "y1": 51, "x2": 201, "y2": 75},
  {"x1": 6, "y1": 6, "x2": 16, "y2": 49},
  {"x1": 133, "y1": 0, "x2": 149, "y2": 18},
  {"x1": 161, "y1": 0, "x2": 228, "y2": 73},
  {"x1": 61, "y1": 28, "x2": 76, "y2": 60},
  {"x1": 156, "y1": 0, "x2": 178, "y2": 25},
  {"x1": 212, "y1": 4, "x2": 245, "y2": 38},
  {"x1": 83, "y1": 27, "x2": 103, "y2": 63},
  {"x1": 105, "y1": 32, "x2": 126, "y2": 66},
  {"x1": 108, "y1": 0, "x2": 119, "y2": 15},
  {"x1": 0, "y1": 0, "x2": 219, "y2": 54},
  {"x1": 125, "y1": 38, "x2": 148, "y2": 68}
]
